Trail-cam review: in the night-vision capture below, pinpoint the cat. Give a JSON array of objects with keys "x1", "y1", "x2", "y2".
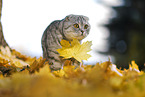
[{"x1": 41, "y1": 14, "x2": 90, "y2": 70}]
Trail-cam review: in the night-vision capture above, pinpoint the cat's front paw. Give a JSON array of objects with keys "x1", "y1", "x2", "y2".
[{"x1": 49, "y1": 62, "x2": 62, "y2": 71}]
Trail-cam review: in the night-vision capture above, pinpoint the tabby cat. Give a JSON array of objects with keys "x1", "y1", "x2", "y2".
[{"x1": 41, "y1": 14, "x2": 90, "y2": 70}]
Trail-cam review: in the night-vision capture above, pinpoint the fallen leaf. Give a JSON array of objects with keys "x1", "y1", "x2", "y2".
[{"x1": 57, "y1": 38, "x2": 92, "y2": 63}]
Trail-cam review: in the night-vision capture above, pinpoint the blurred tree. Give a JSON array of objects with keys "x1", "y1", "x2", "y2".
[
  {"x1": 103, "y1": 0, "x2": 145, "y2": 69},
  {"x1": 0, "y1": 0, "x2": 8, "y2": 47}
]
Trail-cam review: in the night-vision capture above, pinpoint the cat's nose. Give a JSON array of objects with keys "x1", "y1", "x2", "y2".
[
  {"x1": 81, "y1": 30, "x2": 84, "y2": 35},
  {"x1": 81, "y1": 30, "x2": 84, "y2": 33}
]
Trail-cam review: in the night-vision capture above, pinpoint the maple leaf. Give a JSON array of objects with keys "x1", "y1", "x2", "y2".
[{"x1": 57, "y1": 38, "x2": 92, "y2": 63}]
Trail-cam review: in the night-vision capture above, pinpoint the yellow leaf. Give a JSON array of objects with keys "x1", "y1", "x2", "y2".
[
  {"x1": 0, "y1": 46, "x2": 12, "y2": 57},
  {"x1": 109, "y1": 76, "x2": 123, "y2": 89},
  {"x1": 129, "y1": 60, "x2": 144, "y2": 75},
  {"x1": 57, "y1": 38, "x2": 92, "y2": 63},
  {"x1": 131, "y1": 60, "x2": 139, "y2": 70},
  {"x1": 53, "y1": 69, "x2": 65, "y2": 77},
  {"x1": 12, "y1": 59, "x2": 28, "y2": 67},
  {"x1": 60, "y1": 39, "x2": 71, "y2": 48},
  {"x1": 35, "y1": 65, "x2": 54, "y2": 77},
  {"x1": 71, "y1": 38, "x2": 80, "y2": 46}
]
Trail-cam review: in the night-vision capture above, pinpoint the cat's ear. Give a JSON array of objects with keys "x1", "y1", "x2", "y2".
[
  {"x1": 65, "y1": 16, "x2": 70, "y2": 21},
  {"x1": 83, "y1": 16, "x2": 89, "y2": 21},
  {"x1": 65, "y1": 14, "x2": 73, "y2": 21}
]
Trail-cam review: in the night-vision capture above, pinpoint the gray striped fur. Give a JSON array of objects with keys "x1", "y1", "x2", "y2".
[{"x1": 41, "y1": 14, "x2": 90, "y2": 70}]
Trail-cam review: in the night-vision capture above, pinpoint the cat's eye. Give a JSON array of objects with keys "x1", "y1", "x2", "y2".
[
  {"x1": 74, "y1": 24, "x2": 79, "y2": 28},
  {"x1": 84, "y1": 24, "x2": 88, "y2": 29}
]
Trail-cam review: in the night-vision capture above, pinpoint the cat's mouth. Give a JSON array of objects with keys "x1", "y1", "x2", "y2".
[
  {"x1": 75, "y1": 35, "x2": 85, "y2": 41},
  {"x1": 65, "y1": 31, "x2": 86, "y2": 41}
]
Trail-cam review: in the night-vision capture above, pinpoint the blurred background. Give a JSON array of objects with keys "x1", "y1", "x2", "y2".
[{"x1": 1, "y1": 0, "x2": 145, "y2": 69}]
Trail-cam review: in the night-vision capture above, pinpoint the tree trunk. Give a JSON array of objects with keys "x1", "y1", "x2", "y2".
[{"x1": 0, "y1": 0, "x2": 8, "y2": 47}]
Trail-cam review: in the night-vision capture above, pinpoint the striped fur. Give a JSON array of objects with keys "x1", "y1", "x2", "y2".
[{"x1": 41, "y1": 14, "x2": 90, "y2": 70}]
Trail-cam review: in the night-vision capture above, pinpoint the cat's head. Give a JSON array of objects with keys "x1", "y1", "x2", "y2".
[{"x1": 63, "y1": 14, "x2": 90, "y2": 41}]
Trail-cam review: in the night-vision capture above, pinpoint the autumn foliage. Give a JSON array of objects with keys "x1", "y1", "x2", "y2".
[{"x1": 0, "y1": 45, "x2": 145, "y2": 97}]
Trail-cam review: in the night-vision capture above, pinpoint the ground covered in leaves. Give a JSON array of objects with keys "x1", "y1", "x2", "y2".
[{"x1": 0, "y1": 46, "x2": 145, "y2": 97}]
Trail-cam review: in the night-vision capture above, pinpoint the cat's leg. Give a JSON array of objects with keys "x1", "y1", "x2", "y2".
[
  {"x1": 48, "y1": 49, "x2": 62, "y2": 70},
  {"x1": 71, "y1": 58, "x2": 81, "y2": 67},
  {"x1": 49, "y1": 61, "x2": 62, "y2": 70}
]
